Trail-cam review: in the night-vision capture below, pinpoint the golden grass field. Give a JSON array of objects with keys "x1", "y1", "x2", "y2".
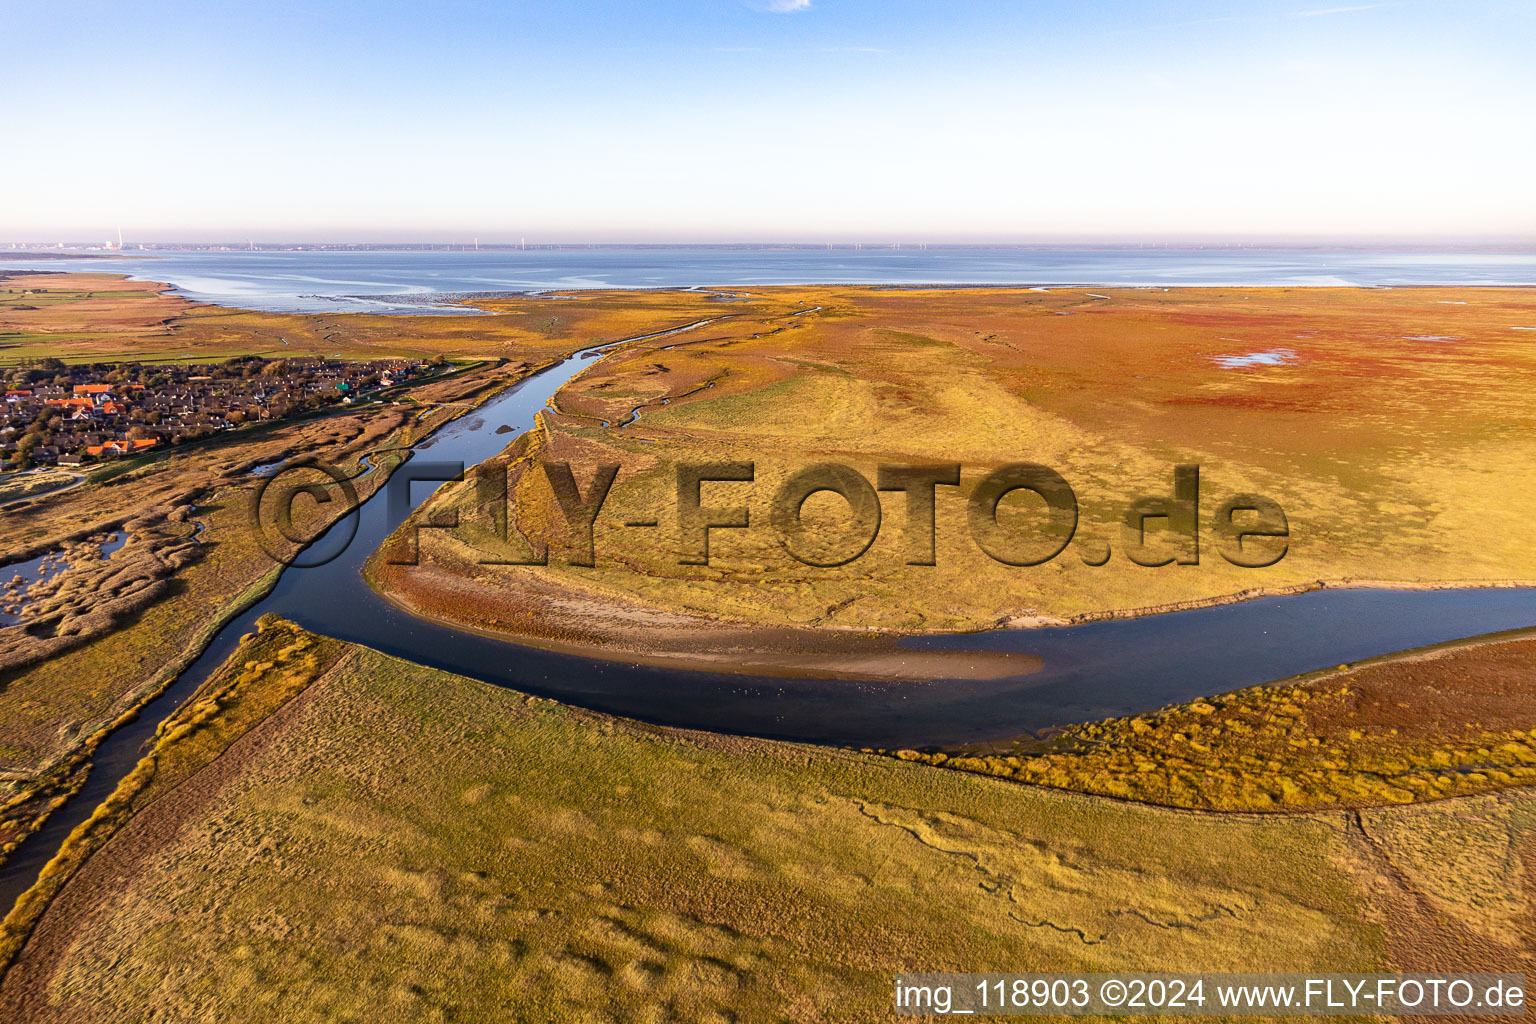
[
  {"x1": 371, "y1": 285, "x2": 1536, "y2": 659},
  {"x1": 0, "y1": 620, "x2": 1528, "y2": 1022},
  {"x1": 0, "y1": 472, "x2": 78, "y2": 507}
]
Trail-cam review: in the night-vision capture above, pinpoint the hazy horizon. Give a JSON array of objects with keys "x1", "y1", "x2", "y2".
[{"x1": 9, "y1": 237, "x2": 1536, "y2": 251}]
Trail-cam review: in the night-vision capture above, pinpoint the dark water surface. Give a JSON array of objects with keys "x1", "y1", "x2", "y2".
[
  {"x1": 0, "y1": 534, "x2": 130, "y2": 627},
  {"x1": 901, "y1": 588, "x2": 1536, "y2": 734}
]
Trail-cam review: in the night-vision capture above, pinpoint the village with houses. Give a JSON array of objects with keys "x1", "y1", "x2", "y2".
[{"x1": 1, "y1": 355, "x2": 439, "y2": 470}]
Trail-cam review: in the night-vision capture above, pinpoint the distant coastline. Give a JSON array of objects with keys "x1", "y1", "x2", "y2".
[
  {"x1": 0, "y1": 251, "x2": 117, "y2": 261},
  {"x1": 4, "y1": 246, "x2": 1534, "y2": 315}
]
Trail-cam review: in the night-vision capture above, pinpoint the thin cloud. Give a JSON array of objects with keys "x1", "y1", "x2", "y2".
[
  {"x1": 750, "y1": 0, "x2": 812, "y2": 11},
  {"x1": 1291, "y1": 2, "x2": 1402, "y2": 16}
]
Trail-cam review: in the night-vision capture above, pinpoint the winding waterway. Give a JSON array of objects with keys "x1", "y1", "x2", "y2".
[{"x1": 5, "y1": 316, "x2": 1536, "y2": 913}]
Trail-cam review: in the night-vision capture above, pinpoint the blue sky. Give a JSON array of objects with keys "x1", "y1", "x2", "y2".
[{"x1": 3, "y1": 0, "x2": 1532, "y2": 242}]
